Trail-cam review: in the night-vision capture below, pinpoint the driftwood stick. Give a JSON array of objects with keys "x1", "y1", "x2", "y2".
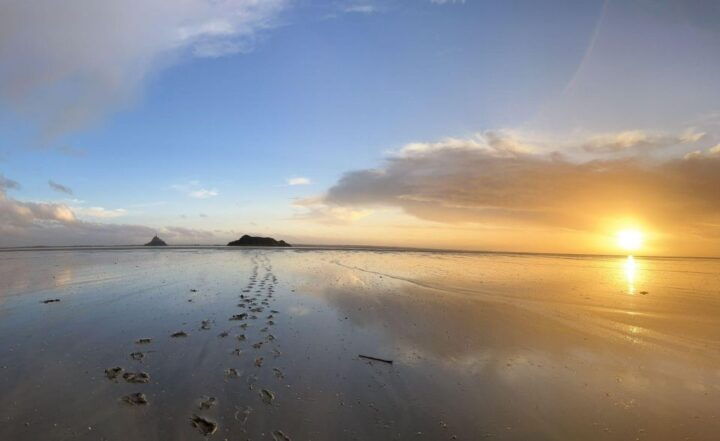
[{"x1": 358, "y1": 354, "x2": 393, "y2": 364}]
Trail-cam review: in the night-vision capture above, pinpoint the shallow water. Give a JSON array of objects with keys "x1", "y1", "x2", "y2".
[{"x1": 0, "y1": 248, "x2": 718, "y2": 440}]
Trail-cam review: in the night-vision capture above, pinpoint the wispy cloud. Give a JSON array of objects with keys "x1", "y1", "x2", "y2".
[
  {"x1": 286, "y1": 177, "x2": 311, "y2": 186},
  {"x1": 0, "y1": 0, "x2": 287, "y2": 136},
  {"x1": 343, "y1": 4, "x2": 377, "y2": 14},
  {"x1": 581, "y1": 129, "x2": 705, "y2": 153},
  {"x1": 684, "y1": 143, "x2": 720, "y2": 160},
  {"x1": 189, "y1": 189, "x2": 219, "y2": 199},
  {"x1": 48, "y1": 180, "x2": 73, "y2": 195},
  {"x1": 0, "y1": 174, "x2": 20, "y2": 191},
  {"x1": 171, "y1": 181, "x2": 219, "y2": 199}
]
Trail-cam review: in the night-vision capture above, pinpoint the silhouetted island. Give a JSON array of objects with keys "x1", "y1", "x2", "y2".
[
  {"x1": 227, "y1": 235, "x2": 291, "y2": 247},
  {"x1": 144, "y1": 235, "x2": 168, "y2": 246}
]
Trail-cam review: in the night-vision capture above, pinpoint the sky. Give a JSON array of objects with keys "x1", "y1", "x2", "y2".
[{"x1": 2, "y1": 0, "x2": 720, "y2": 256}]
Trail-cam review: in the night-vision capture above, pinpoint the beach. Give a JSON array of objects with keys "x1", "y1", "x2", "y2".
[{"x1": 0, "y1": 248, "x2": 718, "y2": 440}]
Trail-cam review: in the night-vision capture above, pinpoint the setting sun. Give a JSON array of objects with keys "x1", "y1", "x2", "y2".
[{"x1": 617, "y1": 229, "x2": 643, "y2": 252}]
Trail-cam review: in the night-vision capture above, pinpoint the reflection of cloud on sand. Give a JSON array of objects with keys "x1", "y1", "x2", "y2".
[
  {"x1": 292, "y1": 252, "x2": 720, "y2": 380},
  {"x1": 287, "y1": 305, "x2": 312, "y2": 317}
]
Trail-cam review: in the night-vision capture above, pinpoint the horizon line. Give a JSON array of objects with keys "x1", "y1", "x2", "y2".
[{"x1": 0, "y1": 243, "x2": 717, "y2": 260}]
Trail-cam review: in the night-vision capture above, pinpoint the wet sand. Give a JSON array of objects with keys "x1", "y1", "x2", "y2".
[{"x1": 0, "y1": 248, "x2": 719, "y2": 440}]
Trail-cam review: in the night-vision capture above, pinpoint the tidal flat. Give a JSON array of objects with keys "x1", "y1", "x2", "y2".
[{"x1": 0, "y1": 248, "x2": 718, "y2": 440}]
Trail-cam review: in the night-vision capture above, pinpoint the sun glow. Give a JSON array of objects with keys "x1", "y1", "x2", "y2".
[{"x1": 617, "y1": 229, "x2": 643, "y2": 252}]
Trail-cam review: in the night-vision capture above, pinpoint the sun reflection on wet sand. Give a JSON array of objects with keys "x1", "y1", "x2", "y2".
[{"x1": 623, "y1": 255, "x2": 638, "y2": 295}]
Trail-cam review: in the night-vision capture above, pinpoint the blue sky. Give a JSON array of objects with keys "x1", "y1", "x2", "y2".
[{"x1": 2, "y1": 0, "x2": 720, "y2": 255}]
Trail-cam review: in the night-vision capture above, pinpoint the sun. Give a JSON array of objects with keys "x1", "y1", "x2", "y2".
[{"x1": 617, "y1": 229, "x2": 643, "y2": 252}]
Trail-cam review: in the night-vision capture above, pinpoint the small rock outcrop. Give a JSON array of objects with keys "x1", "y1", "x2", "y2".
[
  {"x1": 227, "y1": 235, "x2": 291, "y2": 247},
  {"x1": 144, "y1": 235, "x2": 168, "y2": 246}
]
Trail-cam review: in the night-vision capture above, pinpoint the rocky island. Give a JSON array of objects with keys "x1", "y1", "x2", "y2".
[
  {"x1": 227, "y1": 235, "x2": 291, "y2": 247},
  {"x1": 144, "y1": 235, "x2": 168, "y2": 246}
]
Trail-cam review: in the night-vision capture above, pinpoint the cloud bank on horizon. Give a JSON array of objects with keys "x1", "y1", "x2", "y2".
[
  {"x1": 305, "y1": 131, "x2": 720, "y2": 242},
  {"x1": 0, "y1": 173, "x2": 236, "y2": 246}
]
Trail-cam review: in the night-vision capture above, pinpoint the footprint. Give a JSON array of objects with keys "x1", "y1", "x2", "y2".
[
  {"x1": 123, "y1": 372, "x2": 150, "y2": 384},
  {"x1": 105, "y1": 367, "x2": 124, "y2": 381},
  {"x1": 272, "y1": 430, "x2": 292, "y2": 441},
  {"x1": 198, "y1": 396, "x2": 217, "y2": 410},
  {"x1": 171, "y1": 331, "x2": 188, "y2": 338},
  {"x1": 135, "y1": 338, "x2": 152, "y2": 345},
  {"x1": 122, "y1": 393, "x2": 148, "y2": 406},
  {"x1": 260, "y1": 389, "x2": 275, "y2": 404},
  {"x1": 234, "y1": 406, "x2": 252, "y2": 424},
  {"x1": 190, "y1": 415, "x2": 217, "y2": 436}
]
